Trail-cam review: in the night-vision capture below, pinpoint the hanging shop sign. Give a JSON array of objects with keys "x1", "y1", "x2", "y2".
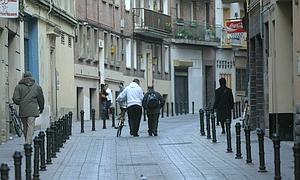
[
  {"x1": 0, "y1": 0, "x2": 19, "y2": 18},
  {"x1": 225, "y1": 20, "x2": 246, "y2": 34}
]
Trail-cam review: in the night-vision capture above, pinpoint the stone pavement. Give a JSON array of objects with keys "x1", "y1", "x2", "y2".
[{"x1": 0, "y1": 114, "x2": 295, "y2": 180}]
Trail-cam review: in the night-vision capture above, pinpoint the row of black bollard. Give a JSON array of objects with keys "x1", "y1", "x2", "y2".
[
  {"x1": 197, "y1": 107, "x2": 287, "y2": 180},
  {"x1": 0, "y1": 112, "x2": 73, "y2": 180}
]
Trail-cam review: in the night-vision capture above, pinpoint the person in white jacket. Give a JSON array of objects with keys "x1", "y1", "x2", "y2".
[{"x1": 116, "y1": 79, "x2": 144, "y2": 136}]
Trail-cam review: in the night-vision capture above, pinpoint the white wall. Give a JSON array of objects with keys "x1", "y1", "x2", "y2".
[{"x1": 171, "y1": 45, "x2": 203, "y2": 111}]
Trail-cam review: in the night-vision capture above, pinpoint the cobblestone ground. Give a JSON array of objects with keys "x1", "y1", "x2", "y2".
[{"x1": 0, "y1": 114, "x2": 294, "y2": 180}]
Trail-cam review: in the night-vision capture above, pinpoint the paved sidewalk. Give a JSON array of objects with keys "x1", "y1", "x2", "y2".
[{"x1": 0, "y1": 114, "x2": 295, "y2": 180}]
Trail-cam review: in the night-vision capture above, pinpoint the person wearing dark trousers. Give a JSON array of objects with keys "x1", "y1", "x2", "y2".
[
  {"x1": 116, "y1": 79, "x2": 144, "y2": 136},
  {"x1": 142, "y1": 86, "x2": 164, "y2": 136},
  {"x1": 213, "y1": 78, "x2": 234, "y2": 134}
]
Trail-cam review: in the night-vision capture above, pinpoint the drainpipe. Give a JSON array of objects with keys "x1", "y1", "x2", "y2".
[{"x1": 47, "y1": 0, "x2": 53, "y2": 16}]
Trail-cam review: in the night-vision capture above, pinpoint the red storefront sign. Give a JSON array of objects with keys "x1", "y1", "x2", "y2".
[{"x1": 225, "y1": 20, "x2": 246, "y2": 34}]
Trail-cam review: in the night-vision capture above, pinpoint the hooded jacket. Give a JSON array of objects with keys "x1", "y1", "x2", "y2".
[
  {"x1": 12, "y1": 77, "x2": 45, "y2": 118},
  {"x1": 116, "y1": 82, "x2": 144, "y2": 108}
]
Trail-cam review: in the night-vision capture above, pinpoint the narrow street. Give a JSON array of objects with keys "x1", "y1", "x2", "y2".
[{"x1": 0, "y1": 114, "x2": 294, "y2": 180}]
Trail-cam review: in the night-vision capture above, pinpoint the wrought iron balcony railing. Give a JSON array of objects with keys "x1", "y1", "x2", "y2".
[
  {"x1": 133, "y1": 8, "x2": 172, "y2": 37},
  {"x1": 173, "y1": 19, "x2": 221, "y2": 43}
]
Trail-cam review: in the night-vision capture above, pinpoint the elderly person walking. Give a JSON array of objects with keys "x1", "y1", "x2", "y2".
[{"x1": 12, "y1": 71, "x2": 44, "y2": 144}]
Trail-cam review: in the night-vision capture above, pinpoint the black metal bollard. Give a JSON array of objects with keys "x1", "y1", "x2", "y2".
[
  {"x1": 33, "y1": 137, "x2": 40, "y2": 180},
  {"x1": 180, "y1": 103, "x2": 183, "y2": 115},
  {"x1": 166, "y1": 102, "x2": 169, "y2": 117},
  {"x1": 235, "y1": 123, "x2": 242, "y2": 159},
  {"x1": 38, "y1": 131, "x2": 46, "y2": 171},
  {"x1": 111, "y1": 107, "x2": 115, "y2": 127},
  {"x1": 161, "y1": 104, "x2": 164, "y2": 118},
  {"x1": 199, "y1": 109, "x2": 205, "y2": 136},
  {"x1": 0, "y1": 163, "x2": 9, "y2": 180},
  {"x1": 56, "y1": 120, "x2": 63, "y2": 148},
  {"x1": 211, "y1": 113, "x2": 217, "y2": 143},
  {"x1": 184, "y1": 103, "x2": 188, "y2": 114},
  {"x1": 257, "y1": 129, "x2": 267, "y2": 172},
  {"x1": 51, "y1": 123, "x2": 59, "y2": 154},
  {"x1": 205, "y1": 108, "x2": 211, "y2": 139},
  {"x1": 171, "y1": 102, "x2": 174, "y2": 116},
  {"x1": 80, "y1": 110, "x2": 85, "y2": 133},
  {"x1": 238, "y1": 101, "x2": 241, "y2": 117},
  {"x1": 225, "y1": 119, "x2": 232, "y2": 153},
  {"x1": 45, "y1": 128, "x2": 52, "y2": 164},
  {"x1": 294, "y1": 142, "x2": 300, "y2": 180},
  {"x1": 13, "y1": 151, "x2": 22, "y2": 180},
  {"x1": 24, "y1": 144, "x2": 32, "y2": 180},
  {"x1": 273, "y1": 134, "x2": 281, "y2": 180},
  {"x1": 64, "y1": 115, "x2": 69, "y2": 140},
  {"x1": 175, "y1": 103, "x2": 178, "y2": 116},
  {"x1": 102, "y1": 110, "x2": 107, "y2": 129},
  {"x1": 245, "y1": 125, "x2": 252, "y2": 163},
  {"x1": 60, "y1": 117, "x2": 66, "y2": 143},
  {"x1": 68, "y1": 111, "x2": 73, "y2": 136},
  {"x1": 91, "y1": 109, "x2": 96, "y2": 131},
  {"x1": 192, "y1": 101, "x2": 194, "y2": 114}
]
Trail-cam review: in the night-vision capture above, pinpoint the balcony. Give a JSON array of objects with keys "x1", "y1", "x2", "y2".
[
  {"x1": 172, "y1": 19, "x2": 221, "y2": 46},
  {"x1": 133, "y1": 8, "x2": 172, "y2": 39}
]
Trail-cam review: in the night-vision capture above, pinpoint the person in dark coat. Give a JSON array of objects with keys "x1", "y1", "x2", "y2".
[
  {"x1": 213, "y1": 78, "x2": 234, "y2": 134},
  {"x1": 100, "y1": 84, "x2": 108, "y2": 121},
  {"x1": 12, "y1": 71, "x2": 44, "y2": 144},
  {"x1": 142, "y1": 86, "x2": 164, "y2": 136}
]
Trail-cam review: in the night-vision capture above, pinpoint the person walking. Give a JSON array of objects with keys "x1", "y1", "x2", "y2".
[
  {"x1": 12, "y1": 71, "x2": 44, "y2": 144},
  {"x1": 100, "y1": 84, "x2": 108, "y2": 121},
  {"x1": 116, "y1": 79, "x2": 143, "y2": 136},
  {"x1": 142, "y1": 86, "x2": 164, "y2": 136},
  {"x1": 213, "y1": 78, "x2": 234, "y2": 134},
  {"x1": 116, "y1": 82, "x2": 126, "y2": 114},
  {"x1": 105, "y1": 84, "x2": 113, "y2": 120}
]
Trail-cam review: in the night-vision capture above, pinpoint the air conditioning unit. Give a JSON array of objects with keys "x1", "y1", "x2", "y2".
[
  {"x1": 98, "y1": 40, "x2": 104, "y2": 48},
  {"x1": 120, "y1": 19, "x2": 125, "y2": 30}
]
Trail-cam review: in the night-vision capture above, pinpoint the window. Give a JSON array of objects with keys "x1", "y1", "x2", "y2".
[
  {"x1": 125, "y1": 0, "x2": 130, "y2": 11},
  {"x1": 104, "y1": 32, "x2": 108, "y2": 61},
  {"x1": 164, "y1": 46, "x2": 169, "y2": 73},
  {"x1": 205, "y1": 3, "x2": 210, "y2": 25},
  {"x1": 236, "y1": 69, "x2": 247, "y2": 91},
  {"x1": 61, "y1": 33, "x2": 65, "y2": 45},
  {"x1": 190, "y1": 1, "x2": 196, "y2": 21},
  {"x1": 133, "y1": 40, "x2": 137, "y2": 69},
  {"x1": 111, "y1": 35, "x2": 115, "y2": 62},
  {"x1": 116, "y1": 37, "x2": 120, "y2": 62},
  {"x1": 125, "y1": 39, "x2": 131, "y2": 68},
  {"x1": 68, "y1": 36, "x2": 72, "y2": 48}
]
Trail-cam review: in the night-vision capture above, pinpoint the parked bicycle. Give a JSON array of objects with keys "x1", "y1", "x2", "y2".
[
  {"x1": 116, "y1": 111, "x2": 126, "y2": 137},
  {"x1": 8, "y1": 103, "x2": 23, "y2": 137}
]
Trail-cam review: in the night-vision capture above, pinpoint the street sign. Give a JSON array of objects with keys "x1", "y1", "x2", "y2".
[{"x1": 0, "y1": 0, "x2": 19, "y2": 18}]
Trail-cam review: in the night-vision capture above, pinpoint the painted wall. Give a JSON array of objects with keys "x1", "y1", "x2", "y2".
[
  {"x1": 268, "y1": 3, "x2": 293, "y2": 113},
  {"x1": 171, "y1": 45, "x2": 203, "y2": 111},
  {"x1": 293, "y1": 2, "x2": 300, "y2": 106}
]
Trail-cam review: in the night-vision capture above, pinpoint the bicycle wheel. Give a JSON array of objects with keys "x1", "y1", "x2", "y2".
[
  {"x1": 116, "y1": 125, "x2": 123, "y2": 137},
  {"x1": 12, "y1": 116, "x2": 23, "y2": 137}
]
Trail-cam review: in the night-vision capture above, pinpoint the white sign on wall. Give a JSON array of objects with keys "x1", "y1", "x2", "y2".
[{"x1": 0, "y1": 0, "x2": 18, "y2": 18}]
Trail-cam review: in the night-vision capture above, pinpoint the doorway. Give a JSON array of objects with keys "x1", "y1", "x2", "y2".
[{"x1": 174, "y1": 67, "x2": 188, "y2": 113}]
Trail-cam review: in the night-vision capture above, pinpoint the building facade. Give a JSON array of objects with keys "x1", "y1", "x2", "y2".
[
  {"x1": 0, "y1": 0, "x2": 77, "y2": 143},
  {"x1": 215, "y1": 2, "x2": 247, "y2": 102},
  {"x1": 0, "y1": 17, "x2": 23, "y2": 143},
  {"x1": 170, "y1": 0, "x2": 219, "y2": 112}
]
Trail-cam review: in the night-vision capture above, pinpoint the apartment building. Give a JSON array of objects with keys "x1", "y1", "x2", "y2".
[
  {"x1": 74, "y1": 0, "x2": 172, "y2": 117},
  {"x1": 0, "y1": 17, "x2": 23, "y2": 143},
  {"x1": 169, "y1": 0, "x2": 218, "y2": 112},
  {"x1": 215, "y1": 2, "x2": 247, "y2": 101}
]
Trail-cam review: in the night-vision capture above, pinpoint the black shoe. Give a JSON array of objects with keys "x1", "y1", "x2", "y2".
[
  {"x1": 130, "y1": 132, "x2": 133, "y2": 136},
  {"x1": 148, "y1": 132, "x2": 153, "y2": 136},
  {"x1": 221, "y1": 131, "x2": 225, "y2": 134},
  {"x1": 133, "y1": 134, "x2": 139, "y2": 137},
  {"x1": 153, "y1": 133, "x2": 158, "y2": 136}
]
